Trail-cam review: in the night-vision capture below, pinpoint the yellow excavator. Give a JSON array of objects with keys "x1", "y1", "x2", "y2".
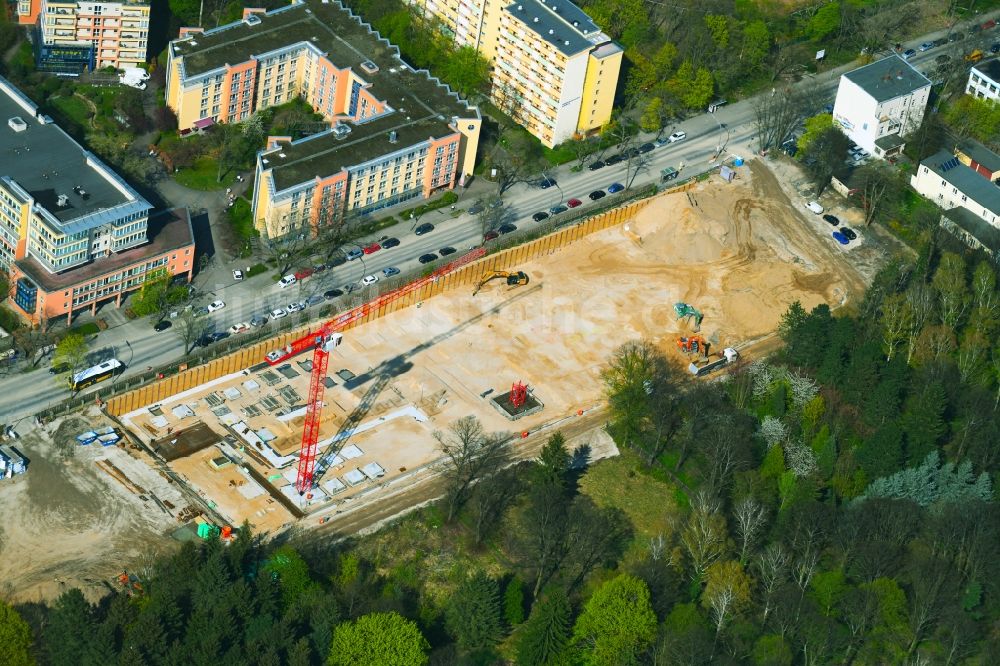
[{"x1": 472, "y1": 270, "x2": 529, "y2": 296}]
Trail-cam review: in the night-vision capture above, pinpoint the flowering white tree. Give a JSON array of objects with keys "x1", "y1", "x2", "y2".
[
  {"x1": 758, "y1": 416, "x2": 787, "y2": 449},
  {"x1": 784, "y1": 441, "x2": 818, "y2": 478},
  {"x1": 788, "y1": 372, "x2": 819, "y2": 408}
]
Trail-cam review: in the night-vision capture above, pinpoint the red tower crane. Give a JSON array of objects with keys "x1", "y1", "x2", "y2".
[{"x1": 267, "y1": 248, "x2": 487, "y2": 494}]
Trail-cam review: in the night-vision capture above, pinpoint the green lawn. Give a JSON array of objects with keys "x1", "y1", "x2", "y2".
[
  {"x1": 578, "y1": 450, "x2": 679, "y2": 556},
  {"x1": 173, "y1": 157, "x2": 235, "y2": 191},
  {"x1": 226, "y1": 198, "x2": 256, "y2": 242},
  {"x1": 50, "y1": 95, "x2": 93, "y2": 131}
]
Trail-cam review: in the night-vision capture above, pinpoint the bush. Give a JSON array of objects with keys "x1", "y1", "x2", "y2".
[
  {"x1": 246, "y1": 263, "x2": 268, "y2": 278},
  {"x1": 68, "y1": 322, "x2": 100, "y2": 336}
]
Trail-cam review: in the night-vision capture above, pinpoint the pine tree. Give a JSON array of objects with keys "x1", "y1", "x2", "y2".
[
  {"x1": 504, "y1": 576, "x2": 526, "y2": 626},
  {"x1": 857, "y1": 452, "x2": 993, "y2": 508},
  {"x1": 516, "y1": 588, "x2": 572, "y2": 666},
  {"x1": 445, "y1": 571, "x2": 503, "y2": 650},
  {"x1": 44, "y1": 588, "x2": 94, "y2": 666}
]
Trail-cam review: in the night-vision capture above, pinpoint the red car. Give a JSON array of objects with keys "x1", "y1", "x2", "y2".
[
  {"x1": 567, "y1": 198, "x2": 583, "y2": 208},
  {"x1": 363, "y1": 242, "x2": 381, "y2": 254},
  {"x1": 484, "y1": 230, "x2": 500, "y2": 241},
  {"x1": 293, "y1": 267, "x2": 314, "y2": 280}
]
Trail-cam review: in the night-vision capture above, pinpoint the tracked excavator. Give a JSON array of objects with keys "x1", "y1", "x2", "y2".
[
  {"x1": 472, "y1": 270, "x2": 529, "y2": 296},
  {"x1": 674, "y1": 302, "x2": 703, "y2": 332}
]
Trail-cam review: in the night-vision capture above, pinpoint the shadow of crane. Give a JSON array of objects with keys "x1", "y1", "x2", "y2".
[{"x1": 312, "y1": 283, "x2": 542, "y2": 484}]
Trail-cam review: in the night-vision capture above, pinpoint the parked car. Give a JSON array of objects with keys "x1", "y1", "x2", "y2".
[
  {"x1": 363, "y1": 241, "x2": 381, "y2": 254},
  {"x1": 484, "y1": 230, "x2": 499, "y2": 241},
  {"x1": 278, "y1": 274, "x2": 297, "y2": 288},
  {"x1": 589, "y1": 190, "x2": 607, "y2": 201},
  {"x1": 439, "y1": 247, "x2": 457, "y2": 256},
  {"x1": 293, "y1": 267, "x2": 314, "y2": 280},
  {"x1": 539, "y1": 177, "x2": 557, "y2": 189},
  {"x1": 532, "y1": 211, "x2": 550, "y2": 222},
  {"x1": 823, "y1": 214, "x2": 840, "y2": 226},
  {"x1": 361, "y1": 274, "x2": 379, "y2": 286},
  {"x1": 229, "y1": 322, "x2": 251, "y2": 334},
  {"x1": 567, "y1": 198, "x2": 582, "y2": 208},
  {"x1": 49, "y1": 362, "x2": 71, "y2": 374},
  {"x1": 419, "y1": 253, "x2": 438, "y2": 263},
  {"x1": 805, "y1": 201, "x2": 824, "y2": 215},
  {"x1": 840, "y1": 227, "x2": 858, "y2": 240},
  {"x1": 639, "y1": 142, "x2": 655, "y2": 153},
  {"x1": 209, "y1": 331, "x2": 230, "y2": 343},
  {"x1": 668, "y1": 131, "x2": 687, "y2": 143},
  {"x1": 233, "y1": 269, "x2": 244, "y2": 281},
  {"x1": 381, "y1": 237, "x2": 401, "y2": 248},
  {"x1": 382, "y1": 266, "x2": 401, "y2": 277},
  {"x1": 286, "y1": 301, "x2": 305, "y2": 313},
  {"x1": 608, "y1": 183, "x2": 625, "y2": 194},
  {"x1": 326, "y1": 255, "x2": 348, "y2": 269},
  {"x1": 588, "y1": 160, "x2": 605, "y2": 171},
  {"x1": 832, "y1": 231, "x2": 850, "y2": 245},
  {"x1": 250, "y1": 315, "x2": 268, "y2": 327},
  {"x1": 269, "y1": 308, "x2": 288, "y2": 319},
  {"x1": 344, "y1": 248, "x2": 363, "y2": 261},
  {"x1": 655, "y1": 136, "x2": 670, "y2": 146},
  {"x1": 312, "y1": 263, "x2": 327, "y2": 273},
  {"x1": 468, "y1": 202, "x2": 485, "y2": 215},
  {"x1": 991, "y1": 43, "x2": 1000, "y2": 54},
  {"x1": 324, "y1": 288, "x2": 344, "y2": 300},
  {"x1": 207, "y1": 300, "x2": 226, "y2": 313},
  {"x1": 498, "y1": 223, "x2": 517, "y2": 235},
  {"x1": 415, "y1": 223, "x2": 435, "y2": 235},
  {"x1": 919, "y1": 42, "x2": 934, "y2": 51},
  {"x1": 549, "y1": 205, "x2": 568, "y2": 215},
  {"x1": 306, "y1": 294, "x2": 325, "y2": 306},
  {"x1": 604, "y1": 154, "x2": 623, "y2": 165},
  {"x1": 153, "y1": 320, "x2": 172, "y2": 332}
]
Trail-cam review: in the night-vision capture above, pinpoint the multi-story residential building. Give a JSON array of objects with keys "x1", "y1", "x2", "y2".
[
  {"x1": 832, "y1": 55, "x2": 930, "y2": 159},
  {"x1": 411, "y1": 0, "x2": 622, "y2": 148},
  {"x1": 966, "y1": 58, "x2": 1000, "y2": 102},
  {"x1": 0, "y1": 76, "x2": 194, "y2": 325},
  {"x1": 165, "y1": 0, "x2": 481, "y2": 239},
  {"x1": 19, "y1": 0, "x2": 150, "y2": 70},
  {"x1": 911, "y1": 150, "x2": 1000, "y2": 228}
]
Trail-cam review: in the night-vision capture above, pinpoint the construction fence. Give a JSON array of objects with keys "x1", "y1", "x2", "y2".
[{"x1": 90, "y1": 178, "x2": 698, "y2": 418}]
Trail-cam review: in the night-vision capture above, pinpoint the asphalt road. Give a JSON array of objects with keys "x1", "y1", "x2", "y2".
[{"x1": 3, "y1": 12, "x2": 998, "y2": 423}]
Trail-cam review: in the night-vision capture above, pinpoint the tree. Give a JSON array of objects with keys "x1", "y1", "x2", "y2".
[
  {"x1": 880, "y1": 293, "x2": 912, "y2": 362},
  {"x1": 801, "y1": 125, "x2": 849, "y2": 195},
  {"x1": 516, "y1": 587, "x2": 572, "y2": 666},
  {"x1": 467, "y1": 466, "x2": 519, "y2": 544},
  {"x1": 45, "y1": 588, "x2": 94, "y2": 665},
  {"x1": 741, "y1": 20, "x2": 772, "y2": 70},
  {"x1": 733, "y1": 496, "x2": 768, "y2": 564},
  {"x1": 679, "y1": 491, "x2": 729, "y2": 584},
  {"x1": 701, "y1": 560, "x2": 752, "y2": 633},
  {"x1": 752, "y1": 634, "x2": 793, "y2": 666},
  {"x1": 0, "y1": 600, "x2": 34, "y2": 666},
  {"x1": 601, "y1": 339, "x2": 678, "y2": 464},
  {"x1": 504, "y1": 576, "x2": 526, "y2": 626},
  {"x1": 752, "y1": 87, "x2": 803, "y2": 153},
  {"x1": 640, "y1": 97, "x2": 665, "y2": 133},
  {"x1": 807, "y1": 2, "x2": 842, "y2": 41},
  {"x1": 446, "y1": 571, "x2": 503, "y2": 651},
  {"x1": 12, "y1": 322, "x2": 54, "y2": 368},
  {"x1": 932, "y1": 252, "x2": 969, "y2": 329},
  {"x1": 858, "y1": 452, "x2": 992, "y2": 508},
  {"x1": 175, "y1": 310, "x2": 210, "y2": 355},
  {"x1": 441, "y1": 46, "x2": 490, "y2": 98},
  {"x1": 130, "y1": 269, "x2": 173, "y2": 318},
  {"x1": 797, "y1": 114, "x2": 835, "y2": 156},
  {"x1": 327, "y1": 612, "x2": 429, "y2": 666},
  {"x1": 53, "y1": 331, "x2": 89, "y2": 374},
  {"x1": 571, "y1": 574, "x2": 657, "y2": 665},
  {"x1": 435, "y1": 416, "x2": 511, "y2": 522},
  {"x1": 856, "y1": 163, "x2": 898, "y2": 226}
]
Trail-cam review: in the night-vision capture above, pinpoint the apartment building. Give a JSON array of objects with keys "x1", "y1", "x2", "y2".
[
  {"x1": 165, "y1": 0, "x2": 481, "y2": 239},
  {"x1": 911, "y1": 150, "x2": 1000, "y2": 228},
  {"x1": 0, "y1": 76, "x2": 193, "y2": 325},
  {"x1": 832, "y1": 55, "x2": 930, "y2": 159},
  {"x1": 411, "y1": 0, "x2": 621, "y2": 148},
  {"x1": 19, "y1": 0, "x2": 150, "y2": 70},
  {"x1": 967, "y1": 58, "x2": 1000, "y2": 102}
]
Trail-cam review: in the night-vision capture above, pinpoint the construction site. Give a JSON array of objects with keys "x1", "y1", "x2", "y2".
[{"x1": 0, "y1": 159, "x2": 887, "y2": 600}]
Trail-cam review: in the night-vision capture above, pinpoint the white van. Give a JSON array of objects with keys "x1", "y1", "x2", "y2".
[
  {"x1": 277, "y1": 274, "x2": 297, "y2": 288},
  {"x1": 805, "y1": 201, "x2": 824, "y2": 215}
]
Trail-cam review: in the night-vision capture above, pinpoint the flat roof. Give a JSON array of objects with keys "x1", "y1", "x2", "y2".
[
  {"x1": 973, "y1": 57, "x2": 1000, "y2": 83},
  {"x1": 922, "y1": 149, "x2": 1000, "y2": 215},
  {"x1": 842, "y1": 55, "x2": 931, "y2": 103},
  {"x1": 16, "y1": 208, "x2": 194, "y2": 292},
  {"x1": 0, "y1": 76, "x2": 148, "y2": 226},
  {"x1": 268, "y1": 114, "x2": 459, "y2": 191},
  {"x1": 504, "y1": 0, "x2": 605, "y2": 56},
  {"x1": 171, "y1": 0, "x2": 474, "y2": 120},
  {"x1": 957, "y1": 138, "x2": 1000, "y2": 173}
]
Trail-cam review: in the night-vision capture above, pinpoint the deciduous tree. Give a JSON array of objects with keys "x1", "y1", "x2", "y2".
[
  {"x1": 435, "y1": 416, "x2": 510, "y2": 522},
  {"x1": 571, "y1": 574, "x2": 657, "y2": 665},
  {"x1": 327, "y1": 612, "x2": 429, "y2": 666},
  {"x1": 53, "y1": 332, "x2": 89, "y2": 375},
  {"x1": 701, "y1": 560, "x2": 752, "y2": 633},
  {"x1": 0, "y1": 600, "x2": 34, "y2": 666}
]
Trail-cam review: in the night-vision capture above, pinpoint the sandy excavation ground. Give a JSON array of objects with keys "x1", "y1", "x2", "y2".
[
  {"x1": 118, "y1": 159, "x2": 874, "y2": 537},
  {"x1": 0, "y1": 159, "x2": 882, "y2": 602},
  {"x1": 0, "y1": 408, "x2": 184, "y2": 603}
]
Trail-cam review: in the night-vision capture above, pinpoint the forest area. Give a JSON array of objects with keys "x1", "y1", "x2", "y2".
[{"x1": 4, "y1": 240, "x2": 1000, "y2": 665}]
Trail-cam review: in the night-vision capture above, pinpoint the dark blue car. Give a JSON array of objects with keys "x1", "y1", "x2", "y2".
[{"x1": 832, "y1": 231, "x2": 849, "y2": 245}]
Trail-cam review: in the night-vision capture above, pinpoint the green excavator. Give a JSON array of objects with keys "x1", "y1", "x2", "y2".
[{"x1": 674, "y1": 302, "x2": 703, "y2": 332}]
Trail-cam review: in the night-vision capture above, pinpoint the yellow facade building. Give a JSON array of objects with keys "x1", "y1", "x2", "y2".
[
  {"x1": 20, "y1": 0, "x2": 150, "y2": 70},
  {"x1": 165, "y1": 1, "x2": 481, "y2": 239},
  {"x1": 410, "y1": 0, "x2": 622, "y2": 147}
]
